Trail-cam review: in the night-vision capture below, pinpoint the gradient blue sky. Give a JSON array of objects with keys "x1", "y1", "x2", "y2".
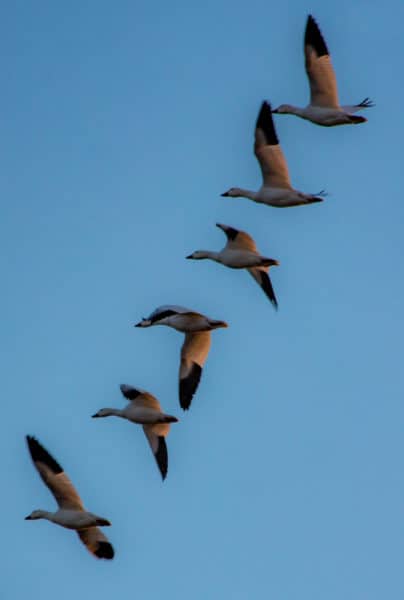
[{"x1": 3, "y1": 1, "x2": 404, "y2": 598}]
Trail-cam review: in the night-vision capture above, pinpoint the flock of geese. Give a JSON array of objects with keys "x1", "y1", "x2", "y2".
[{"x1": 25, "y1": 15, "x2": 373, "y2": 560}]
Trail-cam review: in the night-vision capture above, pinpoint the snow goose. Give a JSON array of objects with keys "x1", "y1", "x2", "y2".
[
  {"x1": 135, "y1": 306, "x2": 228, "y2": 410},
  {"x1": 92, "y1": 384, "x2": 178, "y2": 480},
  {"x1": 25, "y1": 435, "x2": 114, "y2": 559},
  {"x1": 221, "y1": 101, "x2": 326, "y2": 207},
  {"x1": 187, "y1": 223, "x2": 279, "y2": 309},
  {"x1": 272, "y1": 15, "x2": 374, "y2": 126}
]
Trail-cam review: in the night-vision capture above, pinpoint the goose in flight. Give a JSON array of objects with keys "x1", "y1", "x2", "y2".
[
  {"x1": 272, "y1": 15, "x2": 374, "y2": 126},
  {"x1": 187, "y1": 223, "x2": 280, "y2": 309},
  {"x1": 25, "y1": 435, "x2": 114, "y2": 559},
  {"x1": 135, "y1": 306, "x2": 228, "y2": 410},
  {"x1": 221, "y1": 101, "x2": 326, "y2": 207},
  {"x1": 93, "y1": 384, "x2": 178, "y2": 480}
]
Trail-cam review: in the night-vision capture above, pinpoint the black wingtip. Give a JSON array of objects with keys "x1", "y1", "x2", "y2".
[
  {"x1": 155, "y1": 436, "x2": 168, "y2": 480},
  {"x1": 120, "y1": 384, "x2": 141, "y2": 400},
  {"x1": 216, "y1": 223, "x2": 239, "y2": 241},
  {"x1": 94, "y1": 541, "x2": 114, "y2": 560},
  {"x1": 26, "y1": 436, "x2": 63, "y2": 474},
  {"x1": 179, "y1": 363, "x2": 202, "y2": 410},
  {"x1": 260, "y1": 272, "x2": 278, "y2": 311},
  {"x1": 256, "y1": 101, "x2": 279, "y2": 146},
  {"x1": 305, "y1": 14, "x2": 329, "y2": 57}
]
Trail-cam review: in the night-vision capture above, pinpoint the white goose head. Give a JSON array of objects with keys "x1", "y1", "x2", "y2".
[
  {"x1": 272, "y1": 104, "x2": 296, "y2": 114},
  {"x1": 185, "y1": 251, "x2": 211, "y2": 260},
  {"x1": 220, "y1": 187, "x2": 246, "y2": 198},
  {"x1": 25, "y1": 509, "x2": 48, "y2": 520}
]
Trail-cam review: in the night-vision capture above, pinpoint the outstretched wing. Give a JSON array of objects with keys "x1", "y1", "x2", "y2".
[
  {"x1": 217, "y1": 223, "x2": 258, "y2": 253},
  {"x1": 78, "y1": 528, "x2": 114, "y2": 560},
  {"x1": 304, "y1": 15, "x2": 339, "y2": 108},
  {"x1": 254, "y1": 102, "x2": 291, "y2": 189},
  {"x1": 143, "y1": 425, "x2": 170, "y2": 480},
  {"x1": 26, "y1": 436, "x2": 84, "y2": 511},
  {"x1": 179, "y1": 331, "x2": 211, "y2": 410},
  {"x1": 248, "y1": 268, "x2": 278, "y2": 310},
  {"x1": 120, "y1": 384, "x2": 161, "y2": 411}
]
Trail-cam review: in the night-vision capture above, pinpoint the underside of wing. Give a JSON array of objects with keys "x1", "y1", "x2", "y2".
[
  {"x1": 248, "y1": 268, "x2": 278, "y2": 310},
  {"x1": 219, "y1": 225, "x2": 258, "y2": 253},
  {"x1": 78, "y1": 528, "x2": 114, "y2": 559},
  {"x1": 255, "y1": 103, "x2": 291, "y2": 189},
  {"x1": 26, "y1": 436, "x2": 84, "y2": 510},
  {"x1": 255, "y1": 145, "x2": 292, "y2": 189},
  {"x1": 304, "y1": 15, "x2": 339, "y2": 108},
  {"x1": 143, "y1": 426, "x2": 169, "y2": 480},
  {"x1": 120, "y1": 384, "x2": 161, "y2": 411},
  {"x1": 179, "y1": 331, "x2": 211, "y2": 410},
  {"x1": 231, "y1": 230, "x2": 257, "y2": 252},
  {"x1": 179, "y1": 363, "x2": 202, "y2": 410}
]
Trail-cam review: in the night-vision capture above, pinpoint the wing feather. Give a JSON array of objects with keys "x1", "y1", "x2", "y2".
[
  {"x1": 26, "y1": 436, "x2": 84, "y2": 510},
  {"x1": 78, "y1": 528, "x2": 114, "y2": 559},
  {"x1": 179, "y1": 331, "x2": 211, "y2": 410},
  {"x1": 304, "y1": 15, "x2": 339, "y2": 108},
  {"x1": 248, "y1": 268, "x2": 278, "y2": 310},
  {"x1": 255, "y1": 103, "x2": 291, "y2": 189},
  {"x1": 143, "y1": 427, "x2": 169, "y2": 480},
  {"x1": 120, "y1": 385, "x2": 161, "y2": 411},
  {"x1": 218, "y1": 224, "x2": 258, "y2": 253}
]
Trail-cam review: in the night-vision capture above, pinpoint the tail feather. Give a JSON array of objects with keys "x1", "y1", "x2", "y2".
[
  {"x1": 95, "y1": 518, "x2": 111, "y2": 527},
  {"x1": 260, "y1": 257, "x2": 279, "y2": 267},
  {"x1": 349, "y1": 115, "x2": 367, "y2": 124},
  {"x1": 163, "y1": 415, "x2": 179, "y2": 423},
  {"x1": 208, "y1": 319, "x2": 228, "y2": 329}
]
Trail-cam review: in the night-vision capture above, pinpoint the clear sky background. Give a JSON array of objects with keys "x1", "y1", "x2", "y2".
[{"x1": 2, "y1": 1, "x2": 403, "y2": 598}]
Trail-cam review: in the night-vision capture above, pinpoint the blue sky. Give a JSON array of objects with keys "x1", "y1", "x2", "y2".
[{"x1": 2, "y1": 1, "x2": 404, "y2": 598}]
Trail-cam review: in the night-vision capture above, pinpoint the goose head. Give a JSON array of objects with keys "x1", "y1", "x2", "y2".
[
  {"x1": 272, "y1": 104, "x2": 294, "y2": 115},
  {"x1": 186, "y1": 251, "x2": 210, "y2": 260},
  {"x1": 25, "y1": 510, "x2": 46, "y2": 520},
  {"x1": 134, "y1": 317, "x2": 152, "y2": 327},
  {"x1": 220, "y1": 187, "x2": 244, "y2": 198},
  {"x1": 92, "y1": 408, "x2": 112, "y2": 418}
]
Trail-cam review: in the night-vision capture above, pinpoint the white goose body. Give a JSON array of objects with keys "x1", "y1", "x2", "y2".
[
  {"x1": 34, "y1": 509, "x2": 109, "y2": 530},
  {"x1": 93, "y1": 385, "x2": 178, "y2": 480},
  {"x1": 187, "y1": 245, "x2": 276, "y2": 271},
  {"x1": 222, "y1": 102, "x2": 325, "y2": 208},
  {"x1": 25, "y1": 436, "x2": 114, "y2": 559},
  {"x1": 137, "y1": 305, "x2": 225, "y2": 333},
  {"x1": 282, "y1": 105, "x2": 363, "y2": 127},
  {"x1": 187, "y1": 224, "x2": 280, "y2": 310},
  {"x1": 135, "y1": 306, "x2": 227, "y2": 410},
  {"x1": 215, "y1": 248, "x2": 274, "y2": 268},
  {"x1": 251, "y1": 185, "x2": 319, "y2": 208},
  {"x1": 273, "y1": 15, "x2": 373, "y2": 127},
  {"x1": 95, "y1": 398, "x2": 176, "y2": 426}
]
